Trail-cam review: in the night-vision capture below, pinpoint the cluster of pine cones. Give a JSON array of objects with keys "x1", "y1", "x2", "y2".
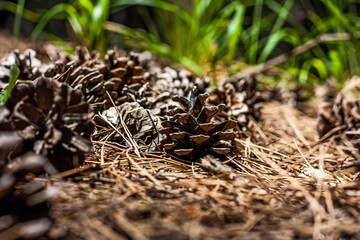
[
  {"x1": 0, "y1": 47, "x2": 264, "y2": 162},
  {"x1": 0, "y1": 47, "x2": 266, "y2": 237}
]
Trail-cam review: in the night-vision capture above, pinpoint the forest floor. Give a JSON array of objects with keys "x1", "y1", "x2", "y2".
[
  {"x1": 48, "y1": 101, "x2": 360, "y2": 240},
  {"x1": 1, "y1": 30, "x2": 359, "y2": 239}
]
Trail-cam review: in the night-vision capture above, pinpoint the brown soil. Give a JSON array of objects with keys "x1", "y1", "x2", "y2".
[
  {"x1": 48, "y1": 102, "x2": 360, "y2": 240},
  {"x1": 0, "y1": 30, "x2": 58, "y2": 61},
  {"x1": 0, "y1": 30, "x2": 33, "y2": 58}
]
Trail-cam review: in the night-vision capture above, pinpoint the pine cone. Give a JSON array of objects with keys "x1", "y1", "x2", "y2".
[
  {"x1": 44, "y1": 46, "x2": 96, "y2": 79},
  {"x1": 207, "y1": 77, "x2": 263, "y2": 129},
  {"x1": 104, "y1": 50, "x2": 146, "y2": 105},
  {"x1": 0, "y1": 103, "x2": 23, "y2": 165},
  {"x1": 262, "y1": 84, "x2": 307, "y2": 110},
  {"x1": 94, "y1": 102, "x2": 162, "y2": 150},
  {"x1": 144, "y1": 66, "x2": 209, "y2": 116},
  {"x1": 5, "y1": 76, "x2": 95, "y2": 171},
  {"x1": 148, "y1": 67, "x2": 194, "y2": 96},
  {"x1": 317, "y1": 101, "x2": 337, "y2": 138},
  {"x1": 160, "y1": 90, "x2": 237, "y2": 161},
  {"x1": 0, "y1": 152, "x2": 58, "y2": 239},
  {"x1": 0, "y1": 49, "x2": 44, "y2": 85},
  {"x1": 317, "y1": 77, "x2": 360, "y2": 153},
  {"x1": 45, "y1": 48, "x2": 146, "y2": 111}
]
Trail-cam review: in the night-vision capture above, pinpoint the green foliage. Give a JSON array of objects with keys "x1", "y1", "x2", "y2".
[
  {"x1": 0, "y1": 1, "x2": 40, "y2": 22},
  {"x1": 0, "y1": 0, "x2": 35, "y2": 47},
  {"x1": 107, "y1": 0, "x2": 302, "y2": 76},
  {"x1": 30, "y1": 0, "x2": 110, "y2": 55},
  {"x1": 108, "y1": 0, "x2": 248, "y2": 75},
  {"x1": 0, "y1": 65, "x2": 20, "y2": 104},
  {"x1": 106, "y1": 0, "x2": 360, "y2": 92},
  {"x1": 3, "y1": 0, "x2": 360, "y2": 92},
  {"x1": 281, "y1": 0, "x2": 360, "y2": 89},
  {"x1": 13, "y1": 0, "x2": 25, "y2": 40}
]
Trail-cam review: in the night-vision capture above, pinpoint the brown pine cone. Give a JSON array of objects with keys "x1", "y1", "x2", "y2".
[
  {"x1": 207, "y1": 76, "x2": 263, "y2": 129},
  {"x1": 45, "y1": 48, "x2": 146, "y2": 111},
  {"x1": 317, "y1": 101, "x2": 337, "y2": 138},
  {"x1": 0, "y1": 49, "x2": 44, "y2": 84},
  {"x1": 0, "y1": 152, "x2": 58, "y2": 239},
  {"x1": 160, "y1": 90, "x2": 237, "y2": 161},
  {"x1": 0, "y1": 103, "x2": 24, "y2": 165},
  {"x1": 44, "y1": 46, "x2": 95, "y2": 79},
  {"x1": 317, "y1": 77, "x2": 360, "y2": 153},
  {"x1": 147, "y1": 67, "x2": 194, "y2": 97},
  {"x1": 143, "y1": 66, "x2": 209, "y2": 116},
  {"x1": 94, "y1": 102, "x2": 162, "y2": 150},
  {"x1": 104, "y1": 50, "x2": 146, "y2": 104},
  {"x1": 4, "y1": 77, "x2": 95, "y2": 171}
]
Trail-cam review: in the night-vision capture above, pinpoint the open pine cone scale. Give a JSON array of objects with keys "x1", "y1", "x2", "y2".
[
  {"x1": 160, "y1": 91, "x2": 238, "y2": 160},
  {"x1": 5, "y1": 77, "x2": 95, "y2": 171}
]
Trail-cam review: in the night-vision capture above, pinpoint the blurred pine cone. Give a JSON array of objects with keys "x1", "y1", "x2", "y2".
[
  {"x1": 104, "y1": 50, "x2": 147, "y2": 107},
  {"x1": 0, "y1": 152, "x2": 57, "y2": 240},
  {"x1": 160, "y1": 90, "x2": 237, "y2": 161},
  {"x1": 0, "y1": 103, "x2": 24, "y2": 165},
  {"x1": 0, "y1": 49, "x2": 44, "y2": 86},
  {"x1": 45, "y1": 47, "x2": 146, "y2": 111},
  {"x1": 144, "y1": 66, "x2": 210, "y2": 116},
  {"x1": 4, "y1": 76, "x2": 95, "y2": 171},
  {"x1": 207, "y1": 77, "x2": 263, "y2": 129},
  {"x1": 317, "y1": 76, "x2": 360, "y2": 153}
]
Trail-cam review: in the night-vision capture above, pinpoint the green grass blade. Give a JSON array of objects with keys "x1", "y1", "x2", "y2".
[
  {"x1": 78, "y1": 0, "x2": 94, "y2": 15},
  {"x1": 266, "y1": 0, "x2": 307, "y2": 34},
  {"x1": 258, "y1": 29, "x2": 288, "y2": 63},
  {"x1": 226, "y1": 3, "x2": 245, "y2": 63},
  {"x1": 13, "y1": 0, "x2": 25, "y2": 40},
  {"x1": 0, "y1": 65, "x2": 20, "y2": 104},
  {"x1": 106, "y1": 21, "x2": 168, "y2": 55},
  {"x1": 321, "y1": 0, "x2": 357, "y2": 37},
  {"x1": 268, "y1": 0, "x2": 294, "y2": 33},
  {"x1": 0, "y1": 1, "x2": 40, "y2": 22},
  {"x1": 90, "y1": 0, "x2": 110, "y2": 53},
  {"x1": 299, "y1": 58, "x2": 328, "y2": 84},
  {"x1": 30, "y1": 3, "x2": 82, "y2": 41},
  {"x1": 111, "y1": 0, "x2": 192, "y2": 26},
  {"x1": 329, "y1": 50, "x2": 345, "y2": 82},
  {"x1": 259, "y1": 0, "x2": 294, "y2": 63},
  {"x1": 248, "y1": 0, "x2": 263, "y2": 64},
  {"x1": 45, "y1": 33, "x2": 76, "y2": 55},
  {"x1": 179, "y1": 56, "x2": 204, "y2": 76}
]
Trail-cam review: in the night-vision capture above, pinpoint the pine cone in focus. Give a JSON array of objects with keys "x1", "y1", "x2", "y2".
[
  {"x1": 5, "y1": 77, "x2": 95, "y2": 171},
  {"x1": 160, "y1": 90, "x2": 237, "y2": 161},
  {"x1": 0, "y1": 152, "x2": 58, "y2": 239},
  {"x1": 208, "y1": 77, "x2": 263, "y2": 129},
  {"x1": 94, "y1": 102, "x2": 162, "y2": 150}
]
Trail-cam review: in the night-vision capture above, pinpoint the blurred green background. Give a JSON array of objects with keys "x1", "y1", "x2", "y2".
[{"x1": 1, "y1": 0, "x2": 360, "y2": 92}]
